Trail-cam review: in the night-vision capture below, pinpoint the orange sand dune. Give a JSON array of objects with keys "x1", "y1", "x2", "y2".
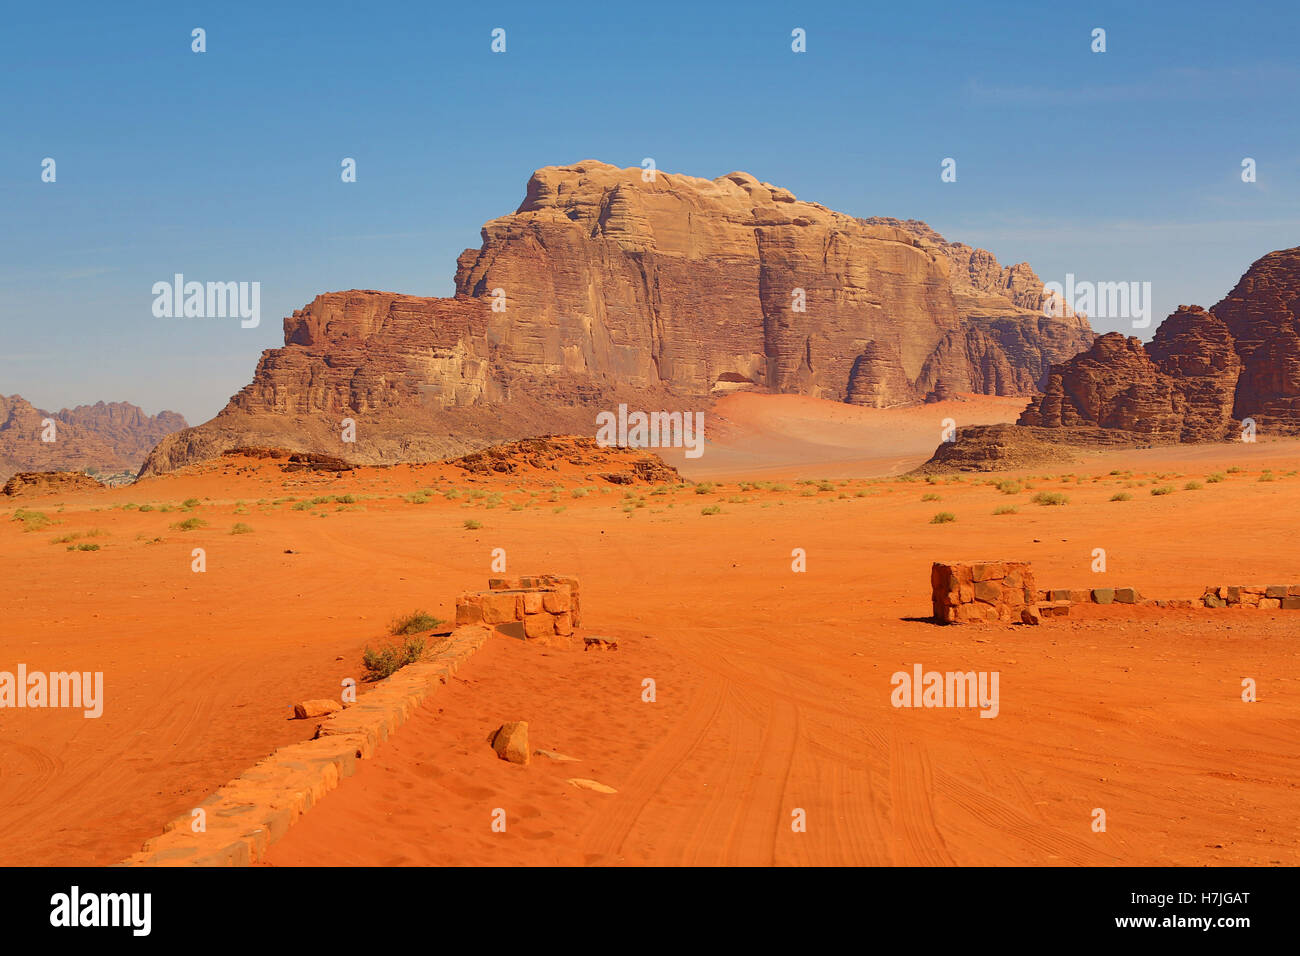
[
  {"x1": 2, "y1": 439, "x2": 1300, "y2": 866},
  {"x1": 658, "y1": 391, "x2": 1029, "y2": 480}
]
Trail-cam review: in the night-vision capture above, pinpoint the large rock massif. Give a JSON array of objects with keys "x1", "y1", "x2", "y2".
[
  {"x1": 0, "y1": 395, "x2": 186, "y2": 481},
  {"x1": 1019, "y1": 248, "x2": 1300, "y2": 441},
  {"x1": 141, "y1": 161, "x2": 1094, "y2": 475}
]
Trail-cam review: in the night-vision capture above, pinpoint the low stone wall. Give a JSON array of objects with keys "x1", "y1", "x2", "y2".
[
  {"x1": 931, "y1": 561, "x2": 1036, "y2": 624},
  {"x1": 121, "y1": 624, "x2": 492, "y2": 866},
  {"x1": 1201, "y1": 585, "x2": 1300, "y2": 609},
  {"x1": 934, "y1": 563, "x2": 1300, "y2": 624},
  {"x1": 489, "y1": 574, "x2": 582, "y2": 626},
  {"x1": 1037, "y1": 587, "x2": 1150, "y2": 606},
  {"x1": 458, "y1": 574, "x2": 581, "y2": 645}
]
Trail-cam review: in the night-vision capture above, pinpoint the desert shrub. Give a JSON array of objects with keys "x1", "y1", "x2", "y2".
[
  {"x1": 1259, "y1": 471, "x2": 1275, "y2": 482},
  {"x1": 694, "y1": 482, "x2": 715, "y2": 495},
  {"x1": 921, "y1": 492, "x2": 941, "y2": 501},
  {"x1": 390, "y1": 610, "x2": 443, "y2": 636},
  {"x1": 930, "y1": 511, "x2": 956, "y2": 524},
  {"x1": 996, "y1": 480, "x2": 1021, "y2": 495},
  {"x1": 230, "y1": 522, "x2": 254, "y2": 534},
  {"x1": 1226, "y1": 466, "x2": 1242, "y2": 474},
  {"x1": 571, "y1": 487, "x2": 590, "y2": 498},
  {"x1": 463, "y1": 519, "x2": 481, "y2": 530},
  {"x1": 1184, "y1": 481, "x2": 1202, "y2": 491},
  {"x1": 170, "y1": 517, "x2": 207, "y2": 531},
  {"x1": 1206, "y1": 473, "x2": 1225, "y2": 483},
  {"x1": 50, "y1": 529, "x2": 106, "y2": 544},
  {"x1": 700, "y1": 504, "x2": 721, "y2": 515},
  {"x1": 362, "y1": 636, "x2": 426, "y2": 681},
  {"x1": 1150, "y1": 485, "x2": 1174, "y2": 496},
  {"x1": 67, "y1": 542, "x2": 100, "y2": 552},
  {"x1": 1031, "y1": 492, "x2": 1068, "y2": 506},
  {"x1": 816, "y1": 480, "x2": 835, "y2": 492},
  {"x1": 11, "y1": 509, "x2": 52, "y2": 532},
  {"x1": 1110, "y1": 492, "x2": 1132, "y2": 502},
  {"x1": 182, "y1": 497, "x2": 201, "y2": 509},
  {"x1": 993, "y1": 506, "x2": 1018, "y2": 516}
]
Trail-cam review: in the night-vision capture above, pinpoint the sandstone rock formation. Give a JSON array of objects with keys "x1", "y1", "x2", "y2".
[
  {"x1": 449, "y1": 436, "x2": 680, "y2": 485},
  {"x1": 1019, "y1": 247, "x2": 1300, "y2": 441},
  {"x1": 1, "y1": 470, "x2": 104, "y2": 497},
  {"x1": 140, "y1": 161, "x2": 1094, "y2": 475},
  {"x1": 0, "y1": 395, "x2": 186, "y2": 481}
]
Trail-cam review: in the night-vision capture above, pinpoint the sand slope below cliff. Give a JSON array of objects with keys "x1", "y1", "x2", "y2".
[{"x1": 660, "y1": 392, "x2": 1030, "y2": 480}]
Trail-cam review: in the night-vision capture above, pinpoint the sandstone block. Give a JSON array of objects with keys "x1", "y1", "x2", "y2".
[
  {"x1": 1092, "y1": 588, "x2": 1115, "y2": 605},
  {"x1": 292, "y1": 699, "x2": 341, "y2": 720},
  {"x1": 489, "y1": 721, "x2": 530, "y2": 765},
  {"x1": 481, "y1": 591, "x2": 522, "y2": 624},
  {"x1": 455, "y1": 601, "x2": 483, "y2": 625},
  {"x1": 542, "y1": 587, "x2": 572, "y2": 613},
  {"x1": 523, "y1": 613, "x2": 555, "y2": 639}
]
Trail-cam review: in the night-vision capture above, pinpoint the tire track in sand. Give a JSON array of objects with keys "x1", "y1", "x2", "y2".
[
  {"x1": 577, "y1": 674, "x2": 730, "y2": 864},
  {"x1": 888, "y1": 732, "x2": 956, "y2": 865}
]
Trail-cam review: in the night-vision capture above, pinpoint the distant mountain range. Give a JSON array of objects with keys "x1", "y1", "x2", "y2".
[{"x1": 0, "y1": 395, "x2": 187, "y2": 482}]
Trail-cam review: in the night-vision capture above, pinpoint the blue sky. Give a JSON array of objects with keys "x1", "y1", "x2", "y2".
[{"x1": 2, "y1": 0, "x2": 1297, "y2": 422}]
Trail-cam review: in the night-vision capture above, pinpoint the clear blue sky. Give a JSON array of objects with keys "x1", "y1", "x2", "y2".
[{"x1": 2, "y1": 0, "x2": 1297, "y2": 422}]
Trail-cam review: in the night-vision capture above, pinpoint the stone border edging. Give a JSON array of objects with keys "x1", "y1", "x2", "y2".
[{"x1": 119, "y1": 624, "x2": 492, "y2": 866}]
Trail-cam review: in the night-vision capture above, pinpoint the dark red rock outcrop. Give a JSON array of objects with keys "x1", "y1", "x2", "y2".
[
  {"x1": 2, "y1": 470, "x2": 104, "y2": 497},
  {"x1": 140, "y1": 161, "x2": 1094, "y2": 474},
  {"x1": 1019, "y1": 248, "x2": 1300, "y2": 442}
]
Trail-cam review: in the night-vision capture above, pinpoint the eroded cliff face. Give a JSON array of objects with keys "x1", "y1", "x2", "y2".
[
  {"x1": 1019, "y1": 248, "x2": 1300, "y2": 442},
  {"x1": 141, "y1": 161, "x2": 1094, "y2": 474}
]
